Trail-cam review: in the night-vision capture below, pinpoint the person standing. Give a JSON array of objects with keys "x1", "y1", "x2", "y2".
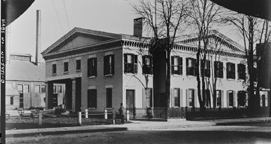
[{"x1": 119, "y1": 103, "x2": 124, "y2": 124}]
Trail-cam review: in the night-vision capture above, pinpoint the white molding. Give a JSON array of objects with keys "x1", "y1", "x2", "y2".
[
  {"x1": 105, "y1": 85, "x2": 113, "y2": 88},
  {"x1": 88, "y1": 54, "x2": 96, "y2": 58},
  {"x1": 105, "y1": 51, "x2": 113, "y2": 56},
  {"x1": 46, "y1": 73, "x2": 82, "y2": 81},
  {"x1": 88, "y1": 86, "x2": 96, "y2": 89}
]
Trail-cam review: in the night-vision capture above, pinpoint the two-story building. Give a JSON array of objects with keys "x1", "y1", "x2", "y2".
[{"x1": 41, "y1": 27, "x2": 254, "y2": 114}]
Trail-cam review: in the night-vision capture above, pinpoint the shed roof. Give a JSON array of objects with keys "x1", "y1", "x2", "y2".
[{"x1": 6, "y1": 61, "x2": 45, "y2": 82}]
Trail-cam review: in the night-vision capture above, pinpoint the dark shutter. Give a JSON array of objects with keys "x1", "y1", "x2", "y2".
[
  {"x1": 142, "y1": 56, "x2": 146, "y2": 74},
  {"x1": 171, "y1": 56, "x2": 174, "y2": 74},
  {"x1": 124, "y1": 54, "x2": 127, "y2": 73},
  {"x1": 88, "y1": 59, "x2": 91, "y2": 77},
  {"x1": 232, "y1": 63, "x2": 235, "y2": 79},
  {"x1": 94, "y1": 58, "x2": 97, "y2": 76},
  {"x1": 112, "y1": 55, "x2": 115, "y2": 75},
  {"x1": 134, "y1": 55, "x2": 138, "y2": 74},
  {"x1": 178, "y1": 57, "x2": 182, "y2": 75},
  {"x1": 150, "y1": 56, "x2": 153, "y2": 74},
  {"x1": 104, "y1": 56, "x2": 107, "y2": 75},
  {"x1": 227, "y1": 63, "x2": 230, "y2": 79}
]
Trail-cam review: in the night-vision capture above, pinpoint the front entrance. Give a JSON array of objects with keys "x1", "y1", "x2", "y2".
[
  {"x1": 126, "y1": 90, "x2": 135, "y2": 116},
  {"x1": 19, "y1": 93, "x2": 24, "y2": 108}
]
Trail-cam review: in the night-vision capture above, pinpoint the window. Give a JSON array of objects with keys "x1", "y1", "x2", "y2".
[
  {"x1": 53, "y1": 85, "x2": 57, "y2": 94},
  {"x1": 228, "y1": 90, "x2": 234, "y2": 107},
  {"x1": 188, "y1": 89, "x2": 195, "y2": 107},
  {"x1": 106, "y1": 88, "x2": 112, "y2": 108},
  {"x1": 171, "y1": 56, "x2": 182, "y2": 75},
  {"x1": 216, "y1": 90, "x2": 221, "y2": 107},
  {"x1": 41, "y1": 85, "x2": 46, "y2": 93},
  {"x1": 237, "y1": 91, "x2": 247, "y2": 107},
  {"x1": 142, "y1": 55, "x2": 153, "y2": 74},
  {"x1": 227, "y1": 62, "x2": 235, "y2": 79},
  {"x1": 205, "y1": 89, "x2": 211, "y2": 107},
  {"x1": 173, "y1": 88, "x2": 180, "y2": 107},
  {"x1": 88, "y1": 58, "x2": 97, "y2": 77},
  {"x1": 76, "y1": 59, "x2": 81, "y2": 71},
  {"x1": 214, "y1": 61, "x2": 223, "y2": 78},
  {"x1": 260, "y1": 93, "x2": 268, "y2": 107},
  {"x1": 57, "y1": 85, "x2": 62, "y2": 93},
  {"x1": 52, "y1": 64, "x2": 57, "y2": 75},
  {"x1": 88, "y1": 89, "x2": 97, "y2": 108},
  {"x1": 104, "y1": 55, "x2": 114, "y2": 75},
  {"x1": 201, "y1": 60, "x2": 210, "y2": 77},
  {"x1": 23, "y1": 85, "x2": 29, "y2": 93},
  {"x1": 238, "y1": 64, "x2": 246, "y2": 80},
  {"x1": 186, "y1": 58, "x2": 196, "y2": 76},
  {"x1": 17, "y1": 84, "x2": 23, "y2": 93},
  {"x1": 35, "y1": 85, "x2": 40, "y2": 93},
  {"x1": 124, "y1": 54, "x2": 137, "y2": 74},
  {"x1": 64, "y1": 61, "x2": 69, "y2": 73},
  {"x1": 10, "y1": 96, "x2": 14, "y2": 105}
]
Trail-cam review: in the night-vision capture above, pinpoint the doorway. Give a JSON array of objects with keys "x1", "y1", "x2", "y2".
[{"x1": 126, "y1": 90, "x2": 135, "y2": 117}]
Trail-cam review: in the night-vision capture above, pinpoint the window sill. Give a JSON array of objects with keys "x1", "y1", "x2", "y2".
[
  {"x1": 63, "y1": 71, "x2": 69, "y2": 74},
  {"x1": 105, "y1": 74, "x2": 113, "y2": 77},
  {"x1": 227, "y1": 78, "x2": 236, "y2": 81},
  {"x1": 89, "y1": 76, "x2": 96, "y2": 79},
  {"x1": 52, "y1": 73, "x2": 57, "y2": 76},
  {"x1": 76, "y1": 69, "x2": 81, "y2": 72},
  {"x1": 172, "y1": 74, "x2": 182, "y2": 77}
]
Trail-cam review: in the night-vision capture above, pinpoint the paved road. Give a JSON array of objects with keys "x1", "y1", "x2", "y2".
[{"x1": 6, "y1": 123, "x2": 271, "y2": 144}]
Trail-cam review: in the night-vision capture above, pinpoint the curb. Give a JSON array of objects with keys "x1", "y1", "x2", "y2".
[{"x1": 6, "y1": 127, "x2": 127, "y2": 138}]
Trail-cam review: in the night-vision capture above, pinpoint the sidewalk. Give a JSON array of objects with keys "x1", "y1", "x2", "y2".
[{"x1": 6, "y1": 117, "x2": 271, "y2": 138}]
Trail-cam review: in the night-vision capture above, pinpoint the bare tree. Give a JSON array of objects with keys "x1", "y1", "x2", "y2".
[
  {"x1": 133, "y1": 0, "x2": 188, "y2": 118},
  {"x1": 186, "y1": 0, "x2": 224, "y2": 111},
  {"x1": 222, "y1": 13, "x2": 271, "y2": 111}
]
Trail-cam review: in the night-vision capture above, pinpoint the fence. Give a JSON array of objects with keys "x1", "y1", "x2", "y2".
[{"x1": 126, "y1": 107, "x2": 270, "y2": 120}]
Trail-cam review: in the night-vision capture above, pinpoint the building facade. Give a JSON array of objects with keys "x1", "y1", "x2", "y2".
[
  {"x1": 41, "y1": 27, "x2": 260, "y2": 113},
  {"x1": 6, "y1": 53, "x2": 65, "y2": 110}
]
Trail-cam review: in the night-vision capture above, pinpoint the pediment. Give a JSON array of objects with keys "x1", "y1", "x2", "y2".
[
  {"x1": 42, "y1": 27, "x2": 122, "y2": 55},
  {"x1": 179, "y1": 30, "x2": 245, "y2": 54}
]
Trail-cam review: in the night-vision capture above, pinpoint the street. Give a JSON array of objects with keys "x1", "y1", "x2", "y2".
[{"x1": 6, "y1": 123, "x2": 271, "y2": 144}]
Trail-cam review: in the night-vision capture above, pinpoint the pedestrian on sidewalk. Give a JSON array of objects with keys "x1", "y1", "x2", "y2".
[{"x1": 119, "y1": 103, "x2": 124, "y2": 124}]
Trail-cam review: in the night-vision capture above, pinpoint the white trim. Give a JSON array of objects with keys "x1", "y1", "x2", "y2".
[
  {"x1": 76, "y1": 57, "x2": 81, "y2": 60},
  {"x1": 46, "y1": 73, "x2": 82, "y2": 81},
  {"x1": 105, "y1": 51, "x2": 113, "y2": 56},
  {"x1": 52, "y1": 62, "x2": 57, "y2": 64},
  {"x1": 88, "y1": 54, "x2": 96, "y2": 58},
  {"x1": 88, "y1": 86, "x2": 96, "y2": 89},
  {"x1": 105, "y1": 85, "x2": 113, "y2": 88},
  {"x1": 63, "y1": 59, "x2": 69, "y2": 62}
]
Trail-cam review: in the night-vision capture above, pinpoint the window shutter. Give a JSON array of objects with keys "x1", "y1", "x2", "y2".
[
  {"x1": 221, "y1": 90, "x2": 224, "y2": 108},
  {"x1": 134, "y1": 55, "x2": 138, "y2": 74},
  {"x1": 112, "y1": 55, "x2": 115, "y2": 75},
  {"x1": 171, "y1": 56, "x2": 174, "y2": 74},
  {"x1": 226, "y1": 91, "x2": 229, "y2": 107},
  {"x1": 233, "y1": 64, "x2": 235, "y2": 79},
  {"x1": 142, "y1": 56, "x2": 146, "y2": 74},
  {"x1": 186, "y1": 89, "x2": 189, "y2": 107},
  {"x1": 104, "y1": 56, "x2": 107, "y2": 75},
  {"x1": 180, "y1": 89, "x2": 183, "y2": 107},
  {"x1": 178, "y1": 57, "x2": 182, "y2": 75},
  {"x1": 142, "y1": 88, "x2": 146, "y2": 108},
  {"x1": 94, "y1": 58, "x2": 97, "y2": 76},
  {"x1": 220, "y1": 62, "x2": 224, "y2": 78},
  {"x1": 88, "y1": 59, "x2": 91, "y2": 77},
  {"x1": 186, "y1": 58, "x2": 189, "y2": 75},
  {"x1": 171, "y1": 89, "x2": 174, "y2": 107},
  {"x1": 124, "y1": 54, "x2": 127, "y2": 73}
]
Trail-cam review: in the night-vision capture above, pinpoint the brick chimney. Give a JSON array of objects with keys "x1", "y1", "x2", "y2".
[{"x1": 35, "y1": 10, "x2": 41, "y2": 65}]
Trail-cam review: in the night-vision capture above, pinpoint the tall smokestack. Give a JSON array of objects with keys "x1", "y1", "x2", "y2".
[{"x1": 35, "y1": 10, "x2": 41, "y2": 65}]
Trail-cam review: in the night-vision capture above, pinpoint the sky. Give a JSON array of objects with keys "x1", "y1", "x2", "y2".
[{"x1": 6, "y1": 0, "x2": 242, "y2": 62}]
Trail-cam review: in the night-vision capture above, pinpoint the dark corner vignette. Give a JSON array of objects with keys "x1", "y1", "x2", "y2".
[{"x1": 1, "y1": 0, "x2": 7, "y2": 144}]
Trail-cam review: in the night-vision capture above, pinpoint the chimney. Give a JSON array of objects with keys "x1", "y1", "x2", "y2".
[
  {"x1": 35, "y1": 10, "x2": 41, "y2": 65},
  {"x1": 133, "y1": 17, "x2": 143, "y2": 38}
]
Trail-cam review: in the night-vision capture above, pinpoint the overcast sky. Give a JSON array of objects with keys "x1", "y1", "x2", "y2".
[{"x1": 6, "y1": 0, "x2": 241, "y2": 62}]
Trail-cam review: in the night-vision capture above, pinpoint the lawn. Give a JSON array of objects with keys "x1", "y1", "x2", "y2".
[{"x1": 6, "y1": 116, "x2": 113, "y2": 130}]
